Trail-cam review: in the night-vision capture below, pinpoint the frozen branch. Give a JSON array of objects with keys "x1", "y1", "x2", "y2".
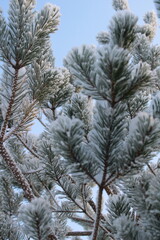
[
  {"x1": 0, "y1": 143, "x2": 34, "y2": 201},
  {"x1": 0, "y1": 68, "x2": 19, "y2": 139},
  {"x1": 15, "y1": 134, "x2": 40, "y2": 159}
]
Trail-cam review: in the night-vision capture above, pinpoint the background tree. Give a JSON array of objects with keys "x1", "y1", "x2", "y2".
[{"x1": 1, "y1": 0, "x2": 160, "y2": 240}]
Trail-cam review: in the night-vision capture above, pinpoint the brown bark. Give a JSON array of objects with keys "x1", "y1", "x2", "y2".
[{"x1": 0, "y1": 142, "x2": 34, "y2": 201}]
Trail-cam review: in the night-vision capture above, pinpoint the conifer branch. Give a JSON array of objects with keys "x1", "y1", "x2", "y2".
[
  {"x1": 59, "y1": 174, "x2": 107, "y2": 221},
  {"x1": 105, "y1": 173, "x2": 120, "y2": 186},
  {"x1": 47, "y1": 235, "x2": 58, "y2": 240},
  {"x1": 0, "y1": 142, "x2": 34, "y2": 201},
  {"x1": 53, "y1": 210, "x2": 84, "y2": 213},
  {"x1": 92, "y1": 118, "x2": 112, "y2": 239},
  {"x1": 70, "y1": 216, "x2": 94, "y2": 225},
  {"x1": 35, "y1": 173, "x2": 60, "y2": 208},
  {"x1": 88, "y1": 199, "x2": 106, "y2": 221},
  {"x1": 0, "y1": 67, "x2": 19, "y2": 139},
  {"x1": 3, "y1": 100, "x2": 38, "y2": 142},
  {"x1": 81, "y1": 183, "x2": 87, "y2": 211},
  {"x1": 91, "y1": 186, "x2": 104, "y2": 240},
  {"x1": 0, "y1": 43, "x2": 15, "y2": 69},
  {"x1": 37, "y1": 115, "x2": 47, "y2": 128},
  {"x1": 15, "y1": 134, "x2": 40, "y2": 159},
  {"x1": 57, "y1": 176, "x2": 111, "y2": 235},
  {"x1": 147, "y1": 163, "x2": 156, "y2": 176},
  {"x1": 66, "y1": 231, "x2": 92, "y2": 236},
  {"x1": 104, "y1": 185, "x2": 115, "y2": 195},
  {"x1": 0, "y1": 0, "x2": 159, "y2": 238},
  {"x1": 84, "y1": 76, "x2": 111, "y2": 102},
  {"x1": 69, "y1": 146, "x2": 101, "y2": 187}
]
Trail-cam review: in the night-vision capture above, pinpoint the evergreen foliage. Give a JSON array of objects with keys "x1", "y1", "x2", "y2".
[{"x1": 1, "y1": 0, "x2": 160, "y2": 239}]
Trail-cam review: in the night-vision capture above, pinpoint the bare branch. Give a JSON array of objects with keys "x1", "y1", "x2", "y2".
[
  {"x1": 37, "y1": 117, "x2": 47, "y2": 128},
  {"x1": 66, "y1": 231, "x2": 92, "y2": 236},
  {"x1": 147, "y1": 163, "x2": 156, "y2": 176}
]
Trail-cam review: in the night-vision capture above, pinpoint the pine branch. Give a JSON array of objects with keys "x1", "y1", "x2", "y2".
[
  {"x1": 81, "y1": 183, "x2": 87, "y2": 211},
  {"x1": 91, "y1": 186, "x2": 104, "y2": 240},
  {"x1": 70, "y1": 216, "x2": 94, "y2": 225},
  {"x1": 0, "y1": 67, "x2": 19, "y2": 139},
  {"x1": 68, "y1": 145, "x2": 101, "y2": 187},
  {"x1": 105, "y1": 172, "x2": 122, "y2": 186},
  {"x1": 92, "y1": 130, "x2": 110, "y2": 239},
  {"x1": 52, "y1": 210, "x2": 84, "y2": 213},
  {"x1": 88, "y1": 199, "x2": 106, "y2": 221},
  {"x1": 28, "y1": 179, "x2": 41, "y2": 198},
  {"x1": 57, "y1": 177, "x2": 110, "y2": 235},
  {"x1": 58, "y1": 174, "x2": 107, "y2": 224},
  {"x1": 66, "y1": 231, "x2": 92, "y2": 236},
  {"x1": 0, "y1": 43, "x2": 15, "y2": 69},
  {"x1": 47, "y1": 234, "x2": 58, "y2": 240},
  {"x1": 37, "y1": 114, "x2": 47, "y2": 128},
  {"x1": 35, "y1": 216, "x2": 42, "y2": 240},
  {"x1": 3, "y1": 100, "x2": 38, "y2": 142},
  {"x1": 147, "y1": 163, "x2": 156, "y2": 176},
  {"x1": 35, "y1": 173, "x2": 59, "y2": 208},
  {"x1": 84, "y1": 76, "x2": 111, "y2": 102},
  {"x1": 15, "y1": 134, "x2": 40, "y2": 159},
  {"x1": 58, "y1": 174, "x2": 107, "y2": 222},
  {"x1": 0, "y1": 142, "x2": 34, "y2": 201},
  {"x1": 104, "y1": 185, "x2": 115, "y2": 195}
]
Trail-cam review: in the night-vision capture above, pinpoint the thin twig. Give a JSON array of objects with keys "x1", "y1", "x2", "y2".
[
  {"x1": 15, "y1": 134, "x2": 40, "y2": 159},
  {"x1": 37, "y1": 117, "x2": 47, "y2": 128},
  {"x1": 70, "y1": 216, "x2": 93, "y2": 225},
  {"x1": 147, "y1": 163, "x2": 156, "y2": 176},
  {"x1": 66, "y1": 231, "x2": 92, "y2": 236},
  {"x1": 57, "y1": 176, "x2": 111, "y2": 236},
  {"x1": 68, "y1": 146, "x2": 101, "y2": 187},
  {"x1": 52, "y1": 210, "x2": 84, "y2": 213},
  {"x1": 105, "y1": 173, "x2": 121, "y2": 186},
  {"x1": 81, "y1": 183, "x2": 87, "y2": 211},
  {"x1": 35, "y1": 173, "x2": 59, "y2": 208}
]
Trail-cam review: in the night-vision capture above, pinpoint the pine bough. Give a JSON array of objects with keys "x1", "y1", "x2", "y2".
[{"x1": 0, "y1": 0, "x2": 160, "y2": 240}]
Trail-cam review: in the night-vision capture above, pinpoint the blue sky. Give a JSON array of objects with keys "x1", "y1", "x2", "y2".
[{"x1": 0, "y1": 0, "x2": 159, "y2": 67}]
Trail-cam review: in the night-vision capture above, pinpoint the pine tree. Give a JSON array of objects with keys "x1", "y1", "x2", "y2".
[{"x1": 1, "y1": 0, "x2": 160, "y2": 240}]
